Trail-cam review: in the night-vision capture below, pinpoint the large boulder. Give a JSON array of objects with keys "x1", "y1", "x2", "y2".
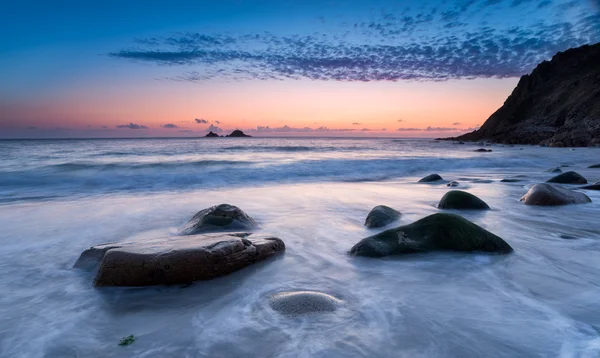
[
  {"x1": 546, "y1": 171, "x2": 588, "y2": 184},
  {"x1": 364, "y1": 205, "x2": 401, "y2": 228},
  {"x1": 74, "y1": 233, "x2": 285, "y2": 286},
  {"x1": 520, "y1": 183, "x2": 591, "y2": 206},
  {"x1": 418, "y1": 174, "x2": 443, "y2": 183},
  {"x1": 349, "y1": 213, "x2": 512, "y2": 257},
  {"x1": 269, "y1": 291, "x2": 341, "y2": 315},
  {"x1": 438, "y1": 190, "x2": 490, "y2": 210},
  {"x1": 179, "y1": 204, "x2": 257, "y2": 235},
  {"x1": 589, "y1": 164, "x2": 600, "y2": 168}
]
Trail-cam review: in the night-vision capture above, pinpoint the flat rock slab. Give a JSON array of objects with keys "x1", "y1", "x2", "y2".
[
  {"x1": 520, "y1": 183, "x2": 591, "y2": 206},
  {"x1": 179, "y1": 204, "x2": 257, "y2": 235},
  {"x1": 364, "y1": 205, "x2": 401, "y2": 228},
  {"x1": 350, "y1": 213, "x2": 512, "y2": 257},
  {"x1": 269, "y1": 291, "x2": 341, "y2": 315},
  {"x1": 75, "y1": 233, "x2": 285, "y2": 286}
]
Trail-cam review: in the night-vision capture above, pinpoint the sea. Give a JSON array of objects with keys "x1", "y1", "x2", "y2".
[{"x1": 1, "y1": 137, "x2": 600, "y2": 357}]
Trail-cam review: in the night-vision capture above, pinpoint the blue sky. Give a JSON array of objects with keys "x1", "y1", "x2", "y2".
[{"x1": 0, "y1": 0, "x2": 598, "y2": 138}]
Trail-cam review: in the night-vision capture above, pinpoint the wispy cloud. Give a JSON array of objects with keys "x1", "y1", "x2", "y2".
[
  {"x1": 452, "y1": 122, "x2": 462, "y2": 125},
  {"x1": 207, "y1": 124, "x2": 222, "y2": 133},
  {"x1": 396, "y1": 127, "x2": 424, "y2": 131},
  {"x1": 162, "y1": 123, "x2": 178, "y2": 128},
  {"x1": 110, "y1": 1, "x2": 598, "y2": 82},
  {"x1": 116, "y1": 123, "x2": 148, "y2": 129},
  {"x1": 352, "y1": 122, "x2": 361, "y2": 125},
  {"x1": 195, "y1": 118, "x2": 208, "y2": 124}
]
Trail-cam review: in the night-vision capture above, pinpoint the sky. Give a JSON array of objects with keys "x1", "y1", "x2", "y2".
[{"x1": 0, "y1": 0, "x2": 598, "y2": 138}]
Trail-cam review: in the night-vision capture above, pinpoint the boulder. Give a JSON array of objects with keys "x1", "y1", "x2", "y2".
[
  {"x1": 474, "y1": 148, "x2": 492, "y2": 152},
  {"x1": 179, "y1": 204, "x2": 257, "y2": 235},
  {"x1": 546, "y1": 171, "x2": 588, "y2": 184},
  {"x1": 74, "y1": 233, "x2": 285, "y2": 286},
  {"x1": 349, "y1": 213, "x2": 512, "y2": 257},
  {"x1": 447, "y1": 181, "x2": 459, "y2": 187},
  {"x1": 545, "y1": 167, "x2": 562, "y2": 173},
  {"x1": 500, "y1": 178, "x2": 523, "y2": 183},
  {"x1": 269, "y1": 291, "x2": 341, "y2": 315},
  {"x1": 589, "y1": 164, "x2": 600, "y2": 168},
  {"x1": 438, "y1": 190, "x2": 490, "y2": 210},
  {"x1": 579, "y1": 182, "x2": 600, "y2": 190},
  {"x1": 364, "y1": 205, "x2": 401, "y2": 228},
  {"x1": 418, "y1": 174, "x2": 443, "y2": 183},
  {"x1": 520, "y1": 183, "x2": 591, "y2": 206}
]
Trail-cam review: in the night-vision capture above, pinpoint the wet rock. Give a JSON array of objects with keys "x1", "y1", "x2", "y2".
[
  {"x1": 349, "y1": 213, "x2": 512, "y2": 257},
  {"x1": 546, "y1": 171, "x2": 588, "y2": 184},
  {"x1": 75, "y1": 233, "x2": 285, "y2": 287},
  {"x1": 447, "y1": 181, "x2": 459, "y2": 187},
  {"x1": 545, "y1": 167, "x2": 562, "y2": 173},
  {"x1": 179, "y1": 204, "x2": 257, "y2": 235},
  {"x1": 418, "y1": 174, "x2": 443, "y2": 183},
  {"x1": 471, "y1": 179, "x2": 494, "y2": 184},
  {"x1": 269, "y1": 291, "x2": 341, "y2": 315},
  {"x1": 589, "y1": 164, "x2": 600, "y2": 168},
  {"x1": 579, "y1": 182, "x2": 600, "y2": 190},
  {"x1": 520, "y1": 183, "x2": 591, "y2": 206},
  {"x1": 474, "y1": 148, "x2": 492, "y2": 152},
  {"x1": 559, "y1": 234, "x2": 578, "y2": 240},
  {"x1": 364, "y1": 205, "x2": 401, "y2": 228},
  {"x1": 500, "y1": 178, "x2": 523, "y2": 183},
  {"x1": 438, "y1": 190, "x2": 490, "y2": 210}
]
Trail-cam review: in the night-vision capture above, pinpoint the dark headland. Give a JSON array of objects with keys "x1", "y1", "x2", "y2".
[{"x1": 443, "y1": 42, "x2": 600, "y2": 147}]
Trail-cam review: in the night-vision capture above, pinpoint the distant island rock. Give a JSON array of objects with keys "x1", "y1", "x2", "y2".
[
  {"x1": 205, "y1": 131, "x2": 220, "y2": 137},
  {"x1": 226, "y1": 130, "x2": 252, "y2": 137},
  {"x1": 445, "y1": 42, "x2": 600, "y2": 147}
]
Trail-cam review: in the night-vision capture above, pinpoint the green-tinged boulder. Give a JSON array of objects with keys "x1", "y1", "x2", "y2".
[
  {"x1": 349, "y1": 213, "x2": 512, "y2": 257},
  {"x1": 520, "y1": 183, "x2": 591, "y2": 206},
  {"x1": 179, "y1": 204, "x2": 257, "y2": 235},
  {"x1": 418, "y1": 174, "x2": 443, "y2": 183},
  {"x1": 546, "y1": 171, "x2": 588, "y2": 184},
  {"x1": 364, "y1": 205, "x2": 401, "y2": 228},
  {"x1": 438, "y1": 190, "x2": 490, "y2": 210}
]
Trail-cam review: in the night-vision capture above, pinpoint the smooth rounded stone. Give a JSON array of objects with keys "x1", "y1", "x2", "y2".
[
  {"x1": 500, "y1": 178, "x2": 523, "y2": 183},
  {"x1": 269, "y1": 291, "x2": 341, "y2": 315},
  {"x1": 349, "y1": 213, "x2": 512, "y2": 257},
  {"x1": 546, "y1": 171, "x2": 588, "y2": 184},
  {"x1": 447, "y1": 181, "x2": 459, "y2": 187},
  {"x1": 520, "y1": 183, "x2": 591, "y2": 206},
  {"x1": 579, "y1": 182, "x2": 600, "y2": 190},
  {"x1": 589, "y1": 164, "x2": 600, "y2": 168},
  {"x1": 364, "y1": 205, "x2": 401, "y2": 228},
  {"x1": 438, "y1": 190, "x2": 490, "y2": 210},
  {"x1": 545, "y1": 167, "x2": 562, "y2": 173},
  {"x1": 179, "y1": 204, "x2": 258, "y2": 235},
  {"x1": 74, "y1": 233, "x2": 285, "y2": 286},
  {"x1": 474, "y1": 148, "x2": 492, "y2": 152},
  {"x1": 560, "y1": 234, "x2": 578, "y2": 240},
  {"x1": 418, "y1": 174, "x2": 443, "y2": 183}
]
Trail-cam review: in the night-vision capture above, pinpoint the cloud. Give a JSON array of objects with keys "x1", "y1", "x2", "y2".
[
  {"x1": 207, "y1": 124, "x2": 222, "y2": 133},
  {"x1": 396, "y1": 127, "x2": 423, "y2": 131},
  {"x1": 452, "y1": 122, "x2": 462, "y2": 126},
  {"x1": 397, "y1": 119, "x2": 404, "y2": 122},
  {"x1": 116, "y1": 123, "x2": 148, "y2": 129},
  {"x1": 249, "y1": 125, "x2": 357, "y2": 133},
  {"x1": 215, "y1": 120, "x2": 221, "y2": 124},
  {"x1": 110, "y1": 1, "x2": 597, "y2": 82},
  {"x1": 178, "y1": 129, "x2": 194, "y2": 133},
  {"x1": 360, "y1": 128, "x2": 371, "y2": 131},
  {"x1": 162, "y1": 123, "x2": 178, "y2": 128},
  {"x1": 27, "y1": 126, "x2": 37, "y2": 130},
  {"x1": 195, "y1": 118, "x2": 208, "y2": 124},
  {"x1": 101, "y1": 126, "x2": 108, "y2": 129},
  {"x1": 425, "y1": 126, "x2": 457, "y2": 131},
  {"x1": 352, "y1": 122, "x2": 361, "y2": 125},
  {"x1": 381, "y1": 128, "x2": 387, "y2": 131}
]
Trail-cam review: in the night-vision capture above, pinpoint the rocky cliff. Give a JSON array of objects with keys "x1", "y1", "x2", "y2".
[{"x1": 448, "y1": 43, "x2": 600, "y2": 147}]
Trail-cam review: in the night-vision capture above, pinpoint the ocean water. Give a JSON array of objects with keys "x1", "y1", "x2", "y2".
[{"x1": 1, "y1": 137, "x2": 600, "y2": 358}]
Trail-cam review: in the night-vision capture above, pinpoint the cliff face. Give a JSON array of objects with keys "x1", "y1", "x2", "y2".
[{"x1": 451, "y1": 43, "x2": 600, "y2": 147}]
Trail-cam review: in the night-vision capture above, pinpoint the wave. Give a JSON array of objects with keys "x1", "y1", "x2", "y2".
[{"x1": 49, "y1": 160, "x2": 251, "y2": 171}]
